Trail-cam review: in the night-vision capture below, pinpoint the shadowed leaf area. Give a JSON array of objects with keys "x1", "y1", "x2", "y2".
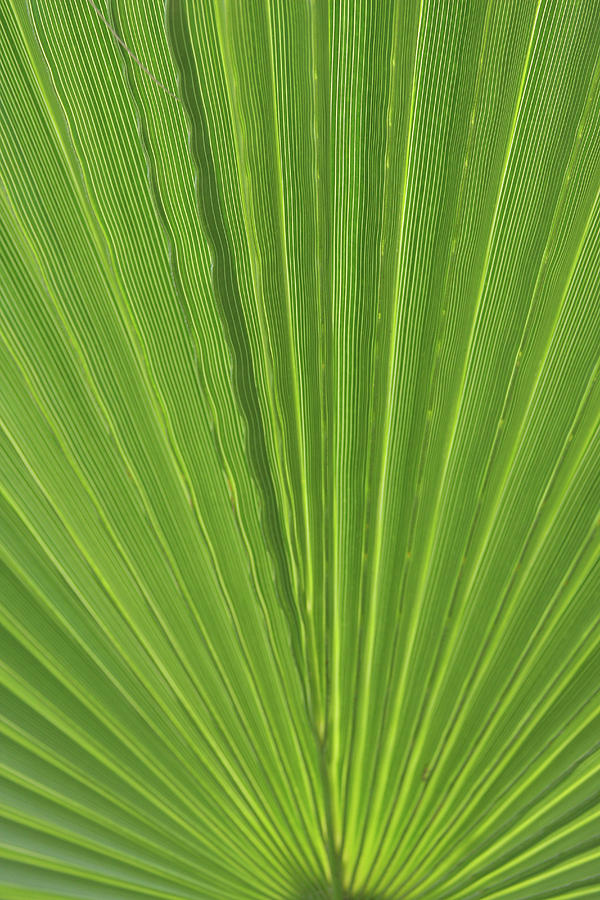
[{"x1": 1, "y1": 1, "x2": 599, "y2": 898}]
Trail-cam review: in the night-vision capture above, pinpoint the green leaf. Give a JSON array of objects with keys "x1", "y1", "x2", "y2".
[{"x1": 1, "y1": 1, "x2": 599, "y2": 898}]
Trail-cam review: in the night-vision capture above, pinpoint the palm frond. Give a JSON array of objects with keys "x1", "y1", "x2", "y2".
[{"x1": 1, "y1": 1, "x2": 599, "y2": 898}]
